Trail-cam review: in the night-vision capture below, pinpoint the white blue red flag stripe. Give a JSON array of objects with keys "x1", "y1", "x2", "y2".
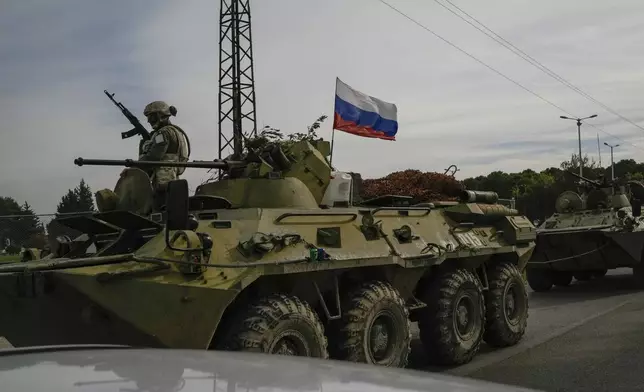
[{"x1": 333, "y1": 78, "x2": 398, "y2": 141}]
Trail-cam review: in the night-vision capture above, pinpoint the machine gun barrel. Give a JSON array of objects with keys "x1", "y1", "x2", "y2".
[
  {"x1": 74, "y1": 157, "x2": 246, "y2": 170},
  {"x1": 566, "y1": 170, "x2": 602, "y2": 188}
]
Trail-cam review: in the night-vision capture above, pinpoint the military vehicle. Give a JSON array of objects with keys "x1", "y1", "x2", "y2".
[
  {"x1": 526, "y1": 170, "x2": 644, "y2": 292},
  {"x1": 0, "y1": 138, "x2": 536, "y2": 368}
]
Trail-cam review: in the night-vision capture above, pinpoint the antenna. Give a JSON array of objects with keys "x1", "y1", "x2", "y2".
[
  {"x1": 597, "y1": 133, "x2": 602, "y2": 167},
  {"x1": 444, "y1": 164, "x2": 460, "y2": 177}
]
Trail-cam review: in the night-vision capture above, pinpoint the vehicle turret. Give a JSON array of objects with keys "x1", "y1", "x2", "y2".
[
  {"x1": 76, "y1": 139, "x2": 356, "y2": 212},
  {"x1": 564, "y1": 169, "x2": 631, "y2": 210}
]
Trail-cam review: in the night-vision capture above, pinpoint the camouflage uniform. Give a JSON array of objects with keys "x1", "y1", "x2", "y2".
[{"x1": 140, "y1": 101, "x2": 190, "y2": 191}]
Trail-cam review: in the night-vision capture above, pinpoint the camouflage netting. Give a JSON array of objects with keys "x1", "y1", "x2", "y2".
[{"x1": 360, "y1": 169, "x2": 463, "y2": 202}]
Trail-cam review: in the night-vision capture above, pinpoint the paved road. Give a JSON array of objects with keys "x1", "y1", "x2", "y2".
[
  {"x1": 2, "y1": 268, "x2": 639, "y2": 391},
  {"x1": 409, "y1": 268, "x2": 644, "y2": 391},
  {"x1": 467, "y1": 298, "x2": 644, "y2": 391}
]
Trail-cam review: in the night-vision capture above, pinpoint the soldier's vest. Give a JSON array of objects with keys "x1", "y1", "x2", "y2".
[{"x1": 153, "y1": 124, "x2": 191, "y2": 175}]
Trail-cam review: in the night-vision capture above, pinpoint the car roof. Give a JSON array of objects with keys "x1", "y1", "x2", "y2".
[{"x1": 0, "y1": 345, "x2": 542, "y2": 392}]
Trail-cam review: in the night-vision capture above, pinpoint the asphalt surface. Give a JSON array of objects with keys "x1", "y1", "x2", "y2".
[
  {"x1": 409, "y1": 268, "x2": 644, "y2": 392},
  {"x1": 2, "y1": 267, "x2": 641, "y2": 391}
]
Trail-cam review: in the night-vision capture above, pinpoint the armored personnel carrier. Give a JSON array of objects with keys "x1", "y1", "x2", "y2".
[
  {"x1": 0, "y1": 138, "x2": 536, "y2": 368},
  {"x1": 526, "y1": 170, "x2": 644, "y2": 292}
]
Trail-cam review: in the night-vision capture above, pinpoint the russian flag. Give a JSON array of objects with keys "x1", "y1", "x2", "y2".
[{"x1": 333, "y1": 78, "x2": 398, "y2": 141}]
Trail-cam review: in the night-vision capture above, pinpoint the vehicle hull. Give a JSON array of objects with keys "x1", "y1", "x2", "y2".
[
  {"x1": 0, "y1": 269, "x2": 237, "y2": 350},
  {"x1": 528, "y1": 229, "x2": 644, "y2": 272}
]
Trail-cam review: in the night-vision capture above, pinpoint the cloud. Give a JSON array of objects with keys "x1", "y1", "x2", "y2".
[
  {"x1": 0, "y1": 0, "x2": 155, "y2": 215},
  {"x1": 2, "y1": 0, "x2": 644, "y2": 215}
]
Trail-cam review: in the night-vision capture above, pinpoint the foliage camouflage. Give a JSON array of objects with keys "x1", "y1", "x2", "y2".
[{"x1": 361, "y1": 169, "x2": 463, "y2": 202}]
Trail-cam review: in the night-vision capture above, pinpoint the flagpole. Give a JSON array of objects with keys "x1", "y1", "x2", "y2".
[
  {"x1": 330, "y1": 129, "x2": 336, "y2": 167},
  {"x1": 330, "y1": 77, "x2": 338, "y2": 167}
]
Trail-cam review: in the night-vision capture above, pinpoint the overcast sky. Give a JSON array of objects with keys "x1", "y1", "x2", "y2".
[{"x1": 1, "y1": 0, "x2": 644, "y2": 215}]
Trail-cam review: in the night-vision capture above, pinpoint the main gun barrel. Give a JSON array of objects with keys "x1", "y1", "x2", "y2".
[
  {"x1": 459, "y1": 190, "x2": 499, "y2": 204},
  {"x1": 74, "y1": 157, "x2": 246, "y2": 170}
]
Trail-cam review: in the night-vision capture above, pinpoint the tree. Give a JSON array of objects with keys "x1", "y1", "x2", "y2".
[
  {"x1": 0, "y1": 197, "x2": 44, "y2": 254},
  {"x1": 55, "y1": 179, "x2": 96, "y2": 215},
  {"x1": 56, "y1": 189, "x2": 79, "y2": 215},
  {"x1": 19, "y1": 202, "x2": 41, "y2": 229},
  {"x1": 48, "y1": 179, "x2": 96, "y2": 243},
  {"x1": 17, "y1": 201, "x2": 46, "y2": 249},
  {"x1": 76, "y1": 179, "x2": 96, "y2": 213},
  {"x1": 559, "y1": 153, "x2": 600, "y2": 173},
  {"x1": 613, "y1": 159, "x2": 643, "y2": 179}
]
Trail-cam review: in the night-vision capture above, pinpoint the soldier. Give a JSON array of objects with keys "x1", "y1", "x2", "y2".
[
  {"x1": 137, "y1": 101, "x2": 191, "y2": 209},
  {"x1": 96, "y1": 101, "x2": 190, "y2": 214}
]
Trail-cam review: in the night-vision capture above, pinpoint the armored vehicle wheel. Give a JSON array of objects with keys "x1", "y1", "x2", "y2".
[
  {"x1": 573, "y1": 271, "x2": 593, "y2": 281},
  {"x1": 632, "y1": 265, "x2": 644, "y2": 287},
  {"x1": 329, "y1": 281, "x2": 411, "y2": 367},
  {"x1": 483, "y1": 262, "x2": 528, "y2": 347},
  {"x1": 417, "y1": 268, "x2": 485, "y2": 366},
  {"x1": 552, "y1": 271, "x2": 573, "y2": 287},
  {"x1": 592, "y1": 269, "x2": 608, "y2": 278},
  {"x1": 526, "y1": 269, "x2": 553, "y2": 292},
  {"x1": 216, "y1": 294, "x2": 328, "y2": 358}
]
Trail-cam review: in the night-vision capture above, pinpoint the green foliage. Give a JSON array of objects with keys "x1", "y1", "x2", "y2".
[
  {"x1": 243, "y1": 115, "x2": 328, "y2": 153},
  {"x1": 55, "y1": 179, "x2": 96, "y2": 215},
  {"x1": 627, "y1": 172, "x2": 644, "y2": 181},
  {"x1": 559, "y1": 153, "x2": 599, "y2": 171},
  {"x1": 47, "y1": 179, "x2": 96, "y2": 245},
  {"x1": 0, "y1": 197, "x2": 44, "y2": 254},
  {"x1": 203, "y1": 115, "x2": 330, "y2": 184}
]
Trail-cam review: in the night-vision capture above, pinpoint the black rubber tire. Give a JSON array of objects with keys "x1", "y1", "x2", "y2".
[
  {"x1": 591, "y1": 269, "x2": 608, "y2": 278},
  {"x1": 417, "y1": 268, "x2": 485, "y2": 366},
  {"x1": 632, "y1": 265, "x2": 644, "y2": 288},
  {"x1": 552, "y1": 271, "x2": 573, "y2": 287},
  {"x1": 573, "y1": 271, "x2": 593, "y2": 281},
  {"x1": 483, "y1": 262, "x2": 529, "y2": 348},
  {"x1": 215, "y1": 294, "x2": 328, "y2": 358},
  {"x1": 526, "y1": 269, "x2": 553, "y2": 292},
  {"x1": 329, "y1": 281, "x2": 411, "y2": 367}
]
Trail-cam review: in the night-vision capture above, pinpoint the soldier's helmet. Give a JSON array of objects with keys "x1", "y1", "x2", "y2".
[{"x1": 143, "y1": 101, "x2": 177, "y2": 117}]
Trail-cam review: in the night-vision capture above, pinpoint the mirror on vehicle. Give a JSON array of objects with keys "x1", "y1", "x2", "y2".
[{"x1": 165, "y1": 179, "x2": 190, "y2": 230}]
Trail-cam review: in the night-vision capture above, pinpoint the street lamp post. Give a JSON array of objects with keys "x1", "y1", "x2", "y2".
[
  {"x1": 603, "y1": 142, "x2": 620, "y2": 181},
  {"x1": 560, "y1": 114, "x2": 598, "y2": 177}
]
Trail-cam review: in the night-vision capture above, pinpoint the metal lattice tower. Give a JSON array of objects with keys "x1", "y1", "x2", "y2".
[{"x1": 218, "y1": 0, "x2": 257, "y2": 160}]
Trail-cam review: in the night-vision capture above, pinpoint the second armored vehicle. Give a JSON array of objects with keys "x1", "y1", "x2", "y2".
[
  {"x1": 0, "y1": 138, "x2": 536, "y2": 368},
  {"x1": 526, "y1": 170, "x2": 644, "y2": 292}
]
